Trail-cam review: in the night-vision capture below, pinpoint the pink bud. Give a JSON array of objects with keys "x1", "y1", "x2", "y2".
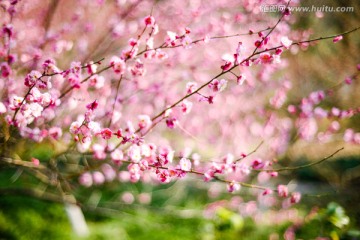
[
  {"x1": 2, "y1": 24, "x2": 13, "y2": 37},
  {"x1": 283, "y1": 8, "x2": 291, "y2": 16},
  {"x1": 262, "y1": 188, "x2": 273, "y2": 196},
  {"x1": 345, "y1": 77, "x2": 352, "y2": 85},
  {"x1": 115, "y1": 129, "x2": 123, "y2": 138},
  {"x1": 1, "y1": 63, "x2": 11, "y2": 78},
  {"x1": 275, "y1": 48, "x2": 283, "y2": 55},
  {"x1": 86, "y1": 100, "x2": 98, "y2": 110},
  {"x1": 333, "y1": 35, "x2": 343, "y2": 43},
  {"x1": 254, "y1": 40, "x2": 263, "y2": 48},
  {"x1": 263, "y1": 36, "x2": 270, "y2": 45},
  {"x1": 287, "y1": 105, "x2": 297, "y2": 114},
  {"x1": 31, "y1": 157, "x2": 40, "y2": 166},
  {"x1": 221, "y1": 61, "x2": 233, "y2": 71},
  {"x1": 166, "y1": 117, "x2": 177, "y2": 129},
  {"x1": 144, "y1": 16, "x2": 155, "y2": 26},
  {"x1": 79, "y1": 172, "x2": 93, "y2": 187}
]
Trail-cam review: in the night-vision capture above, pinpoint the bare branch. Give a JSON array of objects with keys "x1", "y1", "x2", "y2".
[{"x1": 255, "y1": 147, "x2": 345, "y2": 172}]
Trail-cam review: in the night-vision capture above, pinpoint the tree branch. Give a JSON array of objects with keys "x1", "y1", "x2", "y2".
[{"x1": 256, "y1": 147, "x2": 344, "y2": 172}]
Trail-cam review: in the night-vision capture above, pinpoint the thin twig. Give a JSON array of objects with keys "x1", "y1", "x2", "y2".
[
  {"x1": 107, "y1": 74, "x2": 124, "y2": 128},
  {"x1": 235, "y1": 141, "x2": 264, "y2": 163},
  {"x1": 253, "y1": 147, "x2": 344, "y2": 172}
]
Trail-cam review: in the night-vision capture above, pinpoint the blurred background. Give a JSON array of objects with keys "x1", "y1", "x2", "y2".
[{"x1": 0, "y1": 0, "x2": 360, "y2": 239}]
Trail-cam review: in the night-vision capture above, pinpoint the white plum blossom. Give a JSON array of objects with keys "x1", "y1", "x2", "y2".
[
  {"x1": 70, "y1": 121, "x2": 82, "y2": 134},
  {"x1": 111, "y1": 149, "x2": 124, "y2": 161},
  {"x1": 29, "y1": 103, "x2": 43, "y2": 118},
  {"x1": 138, "y1": 115, "x2": 152, "y2": 129},
  {"x1": 179, "y1": 158, "x2": 192, "y2": 171},
  {"x1": 110, "y1": 56, "x2": 126, "y2": 74},
  {"x1": 280, "y1": 36, "x2": 293, "y2": 49},
  {"x1": 0, "y1": 102, "x2": 6, "y2": 114},
  {"x1": 89, "y1": 75, "x2": 105, "y2": 89},
  {"x1": 128, "y1": 145, "x2": 142, "y2": 163}
]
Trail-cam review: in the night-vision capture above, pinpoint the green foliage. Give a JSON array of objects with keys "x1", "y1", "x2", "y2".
[
  {"x1": 213, "y1": 207, "x2": 244, "y2": 232},
  {"x1": 295, "y1": 202, "x2": 358, "y2": 240},
  {"x1": 0, "y1": 196, "x2": 72, "y2": 240},
  {"x1": 326, "y1": 202, "x2": 350, "y2": 229}
]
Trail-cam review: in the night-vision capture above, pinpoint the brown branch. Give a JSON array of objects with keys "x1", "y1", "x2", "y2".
[
  {"x1": 1, "y1": 157, "x2": 46, "y2": 170},
  {"x1": 254, "y1": 26, "x2": 360, "y2": 56},
  {"x1": 42, "y1": 0, "x2": 60, "y2": 44},
  {"x1": 56, "y1": 23, "x2": 360, "y2": 108},
  {"x1": 137, "y1": 25, "x2": 360, "y2": 135},
  {"x1": 138, "y1": 7, "x2": 291, "y2": 132},
  {"x1": 0, "y1": 188, "x2": 76, "y2": 204},
  {"x1": 213, "y1": 176, "x2": 271, "y2": 191},
  {"x1": 234, "y1": 141, "x2": 264, "y2": 163},
  {"x1": 252, "y1": 0, "x2": 291, "y2": 55},
  {"x1": 255, "y1": 147, "x2": 344, "y2": 172}
]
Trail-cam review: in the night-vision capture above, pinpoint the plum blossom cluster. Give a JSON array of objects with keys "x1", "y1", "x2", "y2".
[
  {"x1": 0, "y1": 0, "x2": 358, "y2": 214},
  {"x1": 286, "y1": 81, "x2": 360, "y2": 142},
  {"x1": 343, "y1": 129, "x2": 360, "y2": 145},
  {"x1": 80, "y1": 139, "x2": 194, "y2": 185},
  {"x1": 77, "y1": 136, "x2": 303, "y2": 206}
]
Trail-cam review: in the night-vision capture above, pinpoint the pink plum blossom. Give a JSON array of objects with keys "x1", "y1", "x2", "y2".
[
  {"x1": 290, "y1": 192, "x2": 301, "y2": 204},
  {"x1": 227, "y1": 181, "x2": 240, "y2": 193},
  {"x1": 277, "y1": 185, "x2": 289, "y2": 198},
  {"x1": 100, "y1": 128, "x2": 112, "y2": 139},
  {"x1": 89, "y1": 75, "x2": 105, "y2": 89},
  {"x1": 259, "y1": 52, "x2": 273, "y2": 64},
  {"x1": 180, "y1": 100, "x2": 193, "y2": 114},
  {"x1": 110, "y1": 56, "x2": 126, "y2": 74},
  {"x1": 138, "y1": 115, "x2": 152, "y2": 129},
  {"x1": 208, "y1": 79, "x2": 227, "y2": 92},
  {"x1": 186, "y1": 82, "x2": 197, "y2": 94}
]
